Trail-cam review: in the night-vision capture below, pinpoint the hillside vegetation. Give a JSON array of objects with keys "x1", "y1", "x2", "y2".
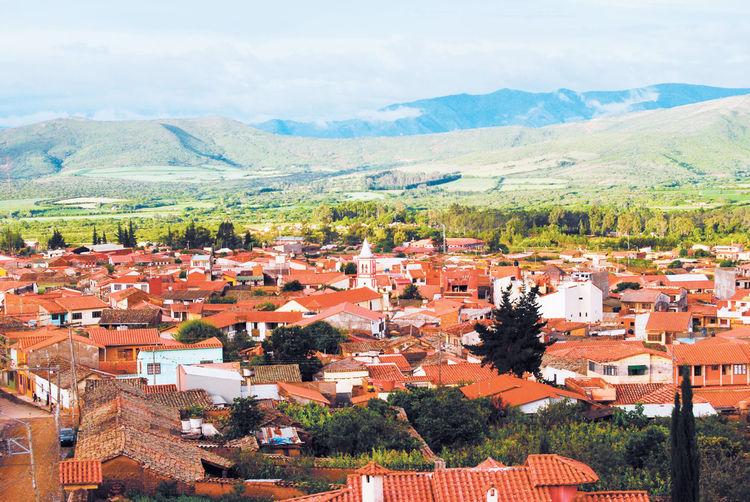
[{"x1": 1, "y1": 96, "x2": 749, "y2": 201}]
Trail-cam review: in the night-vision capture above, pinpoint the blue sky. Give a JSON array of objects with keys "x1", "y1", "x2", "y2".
[{"x1": 0, "y1": 0, "x2": 748, "y2": 127}]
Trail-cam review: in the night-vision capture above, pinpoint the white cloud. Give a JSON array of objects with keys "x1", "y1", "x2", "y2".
[
  {"x1": 0, "y1": 2, "x2": 748, "y2": 127},
  {"x1": 585, "y1": 88, "x2": 660, "y2": 116},
  {"x1": 357, "y1": 106, "x2": 423, "y2": 122}
]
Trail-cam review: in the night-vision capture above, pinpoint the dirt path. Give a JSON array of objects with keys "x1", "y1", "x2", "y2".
[{"x1": 0, "y1": 394, "x2": 62, "y2": 502}]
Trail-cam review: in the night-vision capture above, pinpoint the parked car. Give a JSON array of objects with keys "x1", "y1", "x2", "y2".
[{"x1": 59, "y1": 427, "x2": 77, "y2": 446}]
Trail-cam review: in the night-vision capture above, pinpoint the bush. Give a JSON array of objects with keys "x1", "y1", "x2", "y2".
[
  {"x1": 175, "y1": 319, "x2": 224, "y2": 344},
  {"x1": 388, "y1": 387, "x2": 492, "y2": 451}
]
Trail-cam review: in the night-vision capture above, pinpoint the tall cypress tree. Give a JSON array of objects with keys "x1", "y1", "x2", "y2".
[
  {"x1": 671, "y1": 366, "x2": 700, "y2": 502},
  {"x1": 465, "y1": 285, "x2": 548, "y2": 379}
]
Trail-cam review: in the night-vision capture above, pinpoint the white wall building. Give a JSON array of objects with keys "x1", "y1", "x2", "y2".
[{"x1": 537, "y1": 282, "x2": 603, "y2": 323}]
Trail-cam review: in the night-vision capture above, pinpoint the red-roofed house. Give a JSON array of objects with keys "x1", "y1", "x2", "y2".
[
  {"x1": 284, "y1": 455, "x2": 648, "y2": 502},
  {"x1": 644, "y1": 311, "x2": 693, "y2": 345},
  {"x1": 672, "y1": 338, "x2": 750, "y2": 387},
  {"x1": 294, "y1": 302, "x2": 387, "y2": 337},
  {"x1": 460, "y1": 374, "x2": 590, "y2": 413},
  {"x1": 277, "y1": 287, "x2": 385, "y2": 313},
  {"x1": 87, "y1": 327, "x2": 165, "y2": 374}
]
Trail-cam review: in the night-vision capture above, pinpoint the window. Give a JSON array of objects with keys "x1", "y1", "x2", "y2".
[
  {"x1": 92, "y1": 311, "x2": 102, "y2": 318},
  {"x1": 117, "y1": 348, "x2": 131, "y2": 360},
  {"x1": 113, "y1": 284, "x2": 122, "y2": 291},
  {"x1": 694, "y1": 365, "x2": 702, "y2": 376},
  {"x1": 72, "y1": 312, "x2": 83, "y2": 320},
  {"x1": 647, "y1": 333, "x2": 662, "y2": 342},
  {"x1": 147, "y1": 363, "x2": 161, "y2": 375},
  {"x1": 710, "y1": 365, "x2": 719, "y2": 371},
  {"x1": 628, "y1": 365, "x2": 647, "y2": 376},
  {"x1": 199, "y1": 360, "x2": 213, "y2": 364},
  {"x1": 603, "y1": 365, "x2": 617, "y2": 376},
  {"x1": 722, "y1": 365, "x2": 730, "y2": 375},
  {"x1": 734, "y1": 364, "x2": 747, "y2": 375},
  {"x1": 588, "y1": 361, "x2": 596, "y2": 372}
]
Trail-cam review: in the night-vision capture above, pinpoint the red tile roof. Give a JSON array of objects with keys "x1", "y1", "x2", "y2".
[
  {"x1": 59, "y1": 459, "x2": 102, "y2": 486},
  {"x1": 53, "y1": 295, "x2": 108, "y2": 311},
  {"x1": 291, "y1": 287, "x2": 381, "y2": 310},
  {"x1": 139, "y1": 336, "x2": 223, "y2": 351},
  {"x1": 693, "y1": 386, "x2": 750, "y2": 410},
  {"x1": 460, "y1": 374, "x2": 588, "y2": 406},
  {"x1": 525, "y1": 454, "x2": 599, "y2": 486},
  {"x1": 377, "y1": 354, "x2": 412, "y2": 372},
  {"x1": 672, "y1": 338, "x2": 750, "y2": 365},
  {"x1": 295, "y1": 302, "x2": 385, "y2": 327},
  {"x1": 574, "y1": 492, "x2": 649, "y2": 501},
  {"x1": 546, "y1": 340, "x2": 669, "y2": 364},
  {"x1": 645, "y1": 311, "x2": 692, "y2": 332},
  {"x1": 203, "y1": 309, "x2": 303, "y2": 328},
  {"x1": 87, "y1": 327, "x2": 163, "y2": 346},
  {"x1": 366, "y1": 363, "x2": 406, "y2": 382},
  {"x1": 420, "y1": 362, "x2": 498, "y2": 386}
]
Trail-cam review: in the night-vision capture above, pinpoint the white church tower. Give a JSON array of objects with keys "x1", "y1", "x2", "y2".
[{"x1": 355, "y1": 239, "x2": 378, "y2": 291}]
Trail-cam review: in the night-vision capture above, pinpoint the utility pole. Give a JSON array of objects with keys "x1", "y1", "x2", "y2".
[
  {"x1": 0, "y1": 410, "x2": 40, "y2": 502},
  {"x1": 67, "y1": 326, "x2": 80, "y2": 423}
]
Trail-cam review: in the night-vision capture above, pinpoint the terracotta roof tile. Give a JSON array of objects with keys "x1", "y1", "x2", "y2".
[
  {"x1": 246, "y1": 364, "x2": 302, "y2": 384},
  {"x1": 420, "y1": 362, "x2": 498, "y2": 386},
  {"x1": 87, "y1": 327, "x2": 162, "y2": 346},
  {"x1": 525, "y1": 454, "x2": 598, "y2": 487},
  {"x1": 574, "y1": 492, "x2": 649, "y2": 501},
  {"x1": 672, "y1": 338, "x2": 750, "y2": 365},
  {"x1": 59, "y1": 459, "x2": 102, "y2": 485}
]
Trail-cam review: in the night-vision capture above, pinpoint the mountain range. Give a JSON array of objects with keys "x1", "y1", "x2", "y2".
[
  {"x1": 255, "y1": 83, "x2": 750, "y2": 138},
  {"x1": 1, "y1": 91, "x2": 749, "y2": 197}
]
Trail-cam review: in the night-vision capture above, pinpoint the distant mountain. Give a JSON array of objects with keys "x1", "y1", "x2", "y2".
[
  {"x1": 255, "y1": 83, "x2": 750, "y2": 138},
  {"x1": 1, "y1": 96, "x2": 749, "y2": 198}
]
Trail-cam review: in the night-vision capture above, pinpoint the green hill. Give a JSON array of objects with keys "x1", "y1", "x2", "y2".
[{"x1": 1, "y1": 96, "x2": 749, "y2": 194}]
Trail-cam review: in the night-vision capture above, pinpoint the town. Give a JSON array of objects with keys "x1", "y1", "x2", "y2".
[{"x1": 1, "y1": 228, "x2": 748, "y2": 502}]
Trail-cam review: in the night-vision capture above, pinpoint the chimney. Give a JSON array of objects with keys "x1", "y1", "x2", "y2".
[
  {"x1": 361, "y1": 473, "x2": 384, "y2": 502},
  {"x1": 485, "y1": 487, "x2": 498, "y2": 502}
]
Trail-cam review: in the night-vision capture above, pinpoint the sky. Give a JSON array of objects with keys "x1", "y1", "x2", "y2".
[{"x1": 0, "y1": 0, "x2": 748, "y2": 127}]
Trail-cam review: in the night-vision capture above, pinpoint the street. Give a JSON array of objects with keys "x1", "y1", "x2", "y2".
[{"x1": 0, "y1": 393, "x2": 62, "y2": 502}]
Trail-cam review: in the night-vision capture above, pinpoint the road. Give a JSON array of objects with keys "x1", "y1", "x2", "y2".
[{"x1": 0, "y1": 393, "x2": 62, "y2": 502}]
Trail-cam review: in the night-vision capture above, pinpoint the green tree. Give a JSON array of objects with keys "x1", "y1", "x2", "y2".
[
  {"x1": 388, "y1": 387, "x2": 491, "y2": 451},
  {"x1": 614, "y1": 281, "x2": 641, "y2": 293},
  {"x1": 314, "y1": 400, "x2": 419, "y2": 455},
  {"x1": 465, "y1": 285, "x2": 548, "y2": 379},
  {"x1": 342, "y1": 262, "x2": 357, "y2": 275},
  {"x1": 226, "y1": 397, "x2": 264, "y2": 439},
  {"x1": 175, "y1": 319, "x2": 225, "y2": 344},
  {"x1": 399, "y1": 284, "x2": 422, "y2": 300},
  {"x1": 303, "y1": 321, "x2": 347, "y2": 354},
  {"x1": 262, "y1": 326, "x2": 322, "y2": 380},
  {"x1": 0, "y1": 227, "x2": 24, "y2": 253},
  {"x1": 47, "y1": 229, "x2": 67, "y2": 250},
  {"x1": 216, "y1": 221, "x2": 241, "y2": 249},
  {"x1": 671, "y1": 367, "x2": 700, "y2": 502},
  {"x1": 282, "y1": 280, "x2": 304, "y2": 292}
]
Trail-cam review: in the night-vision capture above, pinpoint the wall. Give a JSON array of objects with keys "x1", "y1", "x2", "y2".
[
  {"x1": 195, "y1": 480, "x2": 305, "y2": 499},
  {"x1": 69, "y1": 308, "x2": 104, "y2": 326},
  {"x1": 617, "y1": 402, "x2": 717, "y2": 418},
  {"x1": 28, "y1": 339, "x2": 100, "y2": 369},
  {"x1": 137, "y1": 347, "x2": 223, "y2": 385},
  {"x1": 178, "y1": 368, "x2": 241, "y2": 403},
  {"x1": 248, "y1": 383, "x2": 279, "y2": 400},
  {"x1": 587, "y1": 354, "x2": 673, "y2": 384}
]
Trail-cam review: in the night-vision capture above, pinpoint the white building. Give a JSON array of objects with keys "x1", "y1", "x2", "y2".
[
  {"x1": 355, "y1": 239, "x2": 378, "y2": 291},
  {"x1": 537, "y1": 282, "x2": 603, "y2": 323}
]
